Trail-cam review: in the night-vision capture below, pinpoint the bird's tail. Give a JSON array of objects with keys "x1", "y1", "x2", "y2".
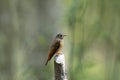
[{"x1": 45, "y1": 60, "x2": 49, "y2": 66}]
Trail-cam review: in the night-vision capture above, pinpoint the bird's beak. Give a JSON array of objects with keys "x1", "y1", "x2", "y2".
[{"x1": 63, "y1": 35, "x2": 67, "y2": 37}]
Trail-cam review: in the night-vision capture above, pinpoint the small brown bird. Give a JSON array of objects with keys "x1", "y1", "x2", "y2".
[{"x1": 45, "y1": 33, "x2": 67, "y2": 66}]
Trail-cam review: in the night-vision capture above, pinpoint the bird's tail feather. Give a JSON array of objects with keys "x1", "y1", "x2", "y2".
[{"x1": 45, "y1": 60, "x2": 48, "y2": 66}]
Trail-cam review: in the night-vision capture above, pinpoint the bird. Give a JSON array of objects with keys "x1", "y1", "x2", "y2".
[{"x1": 45, "y1": 33, "x2": 67, "y2": 66}]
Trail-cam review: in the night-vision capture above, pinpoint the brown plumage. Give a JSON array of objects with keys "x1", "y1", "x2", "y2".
[{"x1": 45, "y1": 33, "x2": 66, "y2": 66}]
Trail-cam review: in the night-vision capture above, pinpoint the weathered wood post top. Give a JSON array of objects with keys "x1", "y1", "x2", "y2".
[{"x1": 54, "y1": 53, "x2": 67, "y2": 80}]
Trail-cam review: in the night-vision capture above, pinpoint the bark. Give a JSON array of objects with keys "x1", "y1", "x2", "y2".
[{"x1": 54, "y1": 53, "x2": 67, "y2": 80}]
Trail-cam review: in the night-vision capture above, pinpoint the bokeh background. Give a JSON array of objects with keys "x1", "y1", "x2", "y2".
[{"x1": 0, "y1": 0, "x2": 120, "y2": 80}]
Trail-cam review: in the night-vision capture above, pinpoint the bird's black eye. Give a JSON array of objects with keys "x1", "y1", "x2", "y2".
[
  {"x1": 59, "y1": 34, "x2": 62, "y2": 37},
  {"x1": 56, "y1": 33, "x2": 63, "y2": 38}
]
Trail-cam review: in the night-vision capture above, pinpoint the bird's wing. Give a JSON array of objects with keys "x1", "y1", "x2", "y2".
[{"x1": 47, "y1": 40, "x2": 60, "y2": 61}]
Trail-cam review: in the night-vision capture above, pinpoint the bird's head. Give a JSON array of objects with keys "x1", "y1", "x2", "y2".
[{"x1": 56, "y1": 33, "x2": 67, "y2": 39}]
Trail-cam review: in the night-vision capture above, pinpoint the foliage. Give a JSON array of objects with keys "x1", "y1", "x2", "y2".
[{"x1": 0, "y1": 0, "x2": 120, "y2": 80}]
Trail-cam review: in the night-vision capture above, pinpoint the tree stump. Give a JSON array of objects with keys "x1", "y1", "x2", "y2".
[{"x1": 54, "y1": 53, "x2": 67, "y2": 80}]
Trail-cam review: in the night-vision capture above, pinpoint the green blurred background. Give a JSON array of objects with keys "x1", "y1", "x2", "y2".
[{"x1": 0, "y1": 0, "x2": 120, "y2": 80}]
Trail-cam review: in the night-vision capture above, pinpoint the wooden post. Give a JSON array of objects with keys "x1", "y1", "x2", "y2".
[{"x1": 54, "y1": 53, "x2": 67, "y2": 80}]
